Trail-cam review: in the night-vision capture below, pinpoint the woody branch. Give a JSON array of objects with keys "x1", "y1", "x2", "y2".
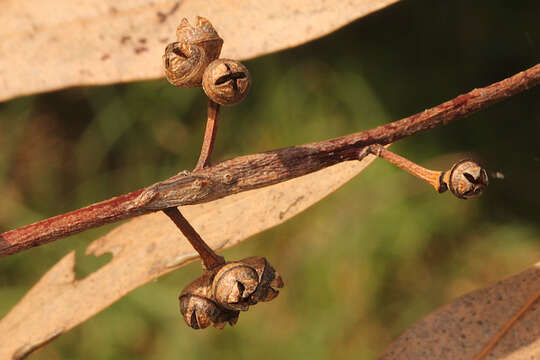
[{"x1": 0, "y1": 63, "x2": 539, "y2": 257}]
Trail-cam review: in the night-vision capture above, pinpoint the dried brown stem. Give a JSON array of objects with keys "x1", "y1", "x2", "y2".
[
  {"x1": 194, "y1": 100, "x2": 221, "y2": 171},
  {"x1": 162, "y1": 207, "x2": 225, "y2": 270},
  {"x1": 1, "y1": 63, "x2": 539, "y2": 257},
  {"x1": 368, "y1": 144, "x2": 443, "y2": 192}
]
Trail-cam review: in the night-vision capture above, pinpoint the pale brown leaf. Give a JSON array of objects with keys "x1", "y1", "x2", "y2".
[
  {"x1": 0, "y1": 155, "x2": 378, "y2": 359},
  {"x1": 0, "y1": 0, "x2": 400, "y2": 102},
  {"x1": 380, "y1": 263, "x2": 540, "y2": 360}
]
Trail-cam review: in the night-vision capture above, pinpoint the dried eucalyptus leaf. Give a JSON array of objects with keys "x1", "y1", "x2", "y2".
[
  {"x1": 0, "y1": 0, "x2": 400, "y2": 102},
  {"x1": 0, "y1": 156, "x2": 377, "y2": 358},
  {"x1": 380, "y1": 263, "x2": 540, "y2": 359}
]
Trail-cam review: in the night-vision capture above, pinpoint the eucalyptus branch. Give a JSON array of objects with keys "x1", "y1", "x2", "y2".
[{"x1": 1, "y1": 63, "x2": 538, "y2": 257}]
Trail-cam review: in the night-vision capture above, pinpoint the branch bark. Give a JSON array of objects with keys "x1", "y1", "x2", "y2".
[{"x1": 1, "y1": 63, "x2": 539, "y2": 257}]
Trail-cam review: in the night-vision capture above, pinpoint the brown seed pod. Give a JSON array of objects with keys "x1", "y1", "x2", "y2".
[
  {"x1": 446, "y1": 160, "x2": 489, "y2": 199},
  {"x1": 212, "y1": 257, "x2": 283, "y2": 311},
  {"x1": 179, "y1": 273, "x2": 238, "y2": 330},
  {"x1": 202, "y1": 59, "x2": 251, "y2": 105},
  {"x1": 241, "y1": 256, "x2": 284, "y2": 303},
  {"x1": 179, "y1": 257, "x2": 283, "y2": 330},
  {"x1": 163, "y1": 17, "x2": 223, "y2": 88},
  {"x1": 211, "y1": 262, "x2": 259, "y2": 311}
]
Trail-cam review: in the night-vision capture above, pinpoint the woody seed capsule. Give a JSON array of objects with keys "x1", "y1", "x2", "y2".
[{"x1": 202, "y1": 59, "x2": 251, "y2": 106}]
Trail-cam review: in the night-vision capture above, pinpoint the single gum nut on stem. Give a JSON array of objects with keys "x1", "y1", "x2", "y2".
[
  {"x1": 202, "y1": 59, "x2": 251, "y2": 105},
  {"x1": 445, "y1": 160, "x2": 489, "y2": 199},
  {"x1": 368, "y1": 145, "x2": 489, "y2": 200}
]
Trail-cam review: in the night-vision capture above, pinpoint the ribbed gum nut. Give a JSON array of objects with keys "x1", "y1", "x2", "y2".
[
  {"x1": 179, "y1": 274, "x2": 239, "y2": 330},
  {"x1": 179, "y1": 294, "x2": 220, "y2": 329},
  {"x1": 212, "y1": 262, "x2": 259, "y2": 311},
  {"x1": 176, "y1": 17, "x2": 221, "y2": 46},
  {"x1": 202, "y1": 59, "x2": 251, "y2": 105},
  {"x1": 163, "y1": 42, "x2": 205, "y2": 88},
  {"x1": 448, "y1": 160, "x2": 489, "y2": 199},
  {"x1": 240, "y1": 256, "x2": 284, "y2": 303},
  {"x1": 163, "y1": 17, "x2": 223, "y2": 88}
]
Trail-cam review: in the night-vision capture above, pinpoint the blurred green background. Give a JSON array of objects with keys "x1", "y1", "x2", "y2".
[{"x1": 1, "y1": 1, "x2": 539, "y2": 359}]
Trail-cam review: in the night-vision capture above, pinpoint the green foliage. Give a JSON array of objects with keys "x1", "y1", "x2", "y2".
[{"x1": 0, "y1": 1, "x2": 539, "y2": 359}]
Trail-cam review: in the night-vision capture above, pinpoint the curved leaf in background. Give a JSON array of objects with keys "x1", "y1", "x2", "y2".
[
  {"x1": 0, "y1": 0, "x2": 400, "y2": 102},
  {"x1": 380, "y1": 263, "x2": 540, "y2": 360},
  {"x1": 0, "y1": 156, "x2": 378, "y2": 359}
]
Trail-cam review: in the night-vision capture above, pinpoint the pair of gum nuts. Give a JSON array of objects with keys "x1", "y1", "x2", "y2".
[{"x1": 163, "y1": 17, "x2": 250, "y2": 106}]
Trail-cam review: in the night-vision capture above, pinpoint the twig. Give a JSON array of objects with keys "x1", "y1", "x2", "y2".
[
  {"x1": 164, "y1": 100, "x2": 222, "y2": 268},
  {"x1": 162, "y1": 207, "x2": 225, "y2": 269},
  {"x1": 473, "y1": 290, "x2": 540, "y2": 360},
  {"x1": 1, "y1": 63, "x2": 538, "y2": 257},
  {"x1": 368, "y1": 144, "x2": 447, "y2": 192},
  {"x1": 366, "y1": 144, "x2": 488, "y2": 199},
  {"x1": 194, "y1": 100, "x2": 221, "y2": 171}
]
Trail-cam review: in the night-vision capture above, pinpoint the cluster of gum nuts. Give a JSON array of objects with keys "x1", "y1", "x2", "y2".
[
  {"x1": 162, "y1": 17, "x2": 282, "y2": 330},
  {"x1": 161, "y1": 17, "x2": 489, "y2": 330},
  {"x1": 163, "y1": 16, "x2": 250, "y2": 106}
]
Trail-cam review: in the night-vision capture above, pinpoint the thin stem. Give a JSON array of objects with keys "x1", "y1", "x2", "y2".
[
  {"x1": 473, "y1": 290, "x2": 540, "y2": 360},
  {"x1": 162, "y1": 207, "x2": 225, "y2": 270},
  {"x1": 368, "y1": 144, "x2": 444, "y2": 192},
  {"x1": 194, "y1": 100, "x2": 221, "y2": 171},
  {"x1": 0, "y1": 63, "x2": 538, "y2": 257}
]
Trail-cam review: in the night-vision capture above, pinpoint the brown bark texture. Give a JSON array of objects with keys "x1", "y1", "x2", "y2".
[{"x1": 1, "y1": 63, "x2": 539, "y2": 257}]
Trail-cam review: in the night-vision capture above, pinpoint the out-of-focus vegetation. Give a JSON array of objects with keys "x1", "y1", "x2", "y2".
[{"x1": 1, "y1": 1, "x2": 539, "y2": 359}]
